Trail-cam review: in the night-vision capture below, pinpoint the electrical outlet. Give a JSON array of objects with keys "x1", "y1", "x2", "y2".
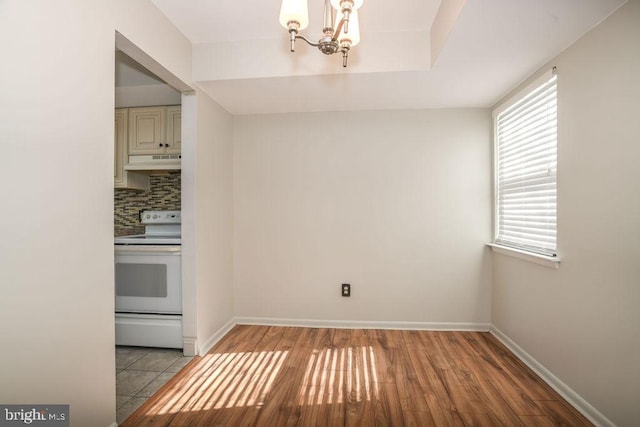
[{"x1": 341, "y1": 283, "x2": 351, "y2": 297}]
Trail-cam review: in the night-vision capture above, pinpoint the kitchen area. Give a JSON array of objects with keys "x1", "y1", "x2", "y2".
[{"x1": 114, "y1": 50, "x2": 191, "y2": 423}]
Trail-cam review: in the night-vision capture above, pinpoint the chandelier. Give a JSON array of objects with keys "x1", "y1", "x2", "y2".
[{"x1": 279, "y1": 0, "x2": 363, "y2": 67}]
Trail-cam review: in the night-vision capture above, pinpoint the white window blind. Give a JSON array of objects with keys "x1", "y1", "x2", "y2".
[{"x1": 494, "y1": 70, "x2": 557, "y2": 257}]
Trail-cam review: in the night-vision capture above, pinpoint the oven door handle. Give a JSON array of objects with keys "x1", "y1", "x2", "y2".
[{"x1": 115, "y1": 245, "x2": 181, "y2": 254}]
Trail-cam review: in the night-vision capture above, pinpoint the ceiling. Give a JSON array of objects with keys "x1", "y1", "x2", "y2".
[
  {"x1": 115, "y1": 50, "x2": 166, "y2": 87},
  {"x1": 119, "y1": 0, "x2": 626, "y2": 115}
]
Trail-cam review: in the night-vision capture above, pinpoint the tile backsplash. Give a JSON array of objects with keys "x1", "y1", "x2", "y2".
[{"x1": 115, "y1": 172, "x2": 181, "y2": 236}]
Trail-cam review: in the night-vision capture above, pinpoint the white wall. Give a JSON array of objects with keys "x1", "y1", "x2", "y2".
[
  {"x1": 491, "y1": 2, "x2": 640, "y2": 425},
  {"x1": 0, "y1": 1, "x2": 232, "y2": 425},
  {"x1": 115, "y1": 84, "x2": 181, "y2": 108},
  {"x1": 182, "y1": 89, "x2": 235, "y2": 355},
  {"x1": 234, "y1": 109, "x2": 492, "y2": 325}
]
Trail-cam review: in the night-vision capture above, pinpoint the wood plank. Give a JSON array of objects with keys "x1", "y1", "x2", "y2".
[
  {"x1": 212, "y1": 324, "x2": 269, "y2": 353},
  {"x1": 369, "y1": 330, "x2": 397, "y2": 384},
  {"x1": 402, "y1": 410, "x2": 437, "y2": 427},
  {"x1": 394, "y1": 345, "x2": 430, "y2": 412},
  {"x1": 460, "y1": 411, "x2": 509, "y2": 426},
  {"x1": 454, "y1": 357, "x2": 530, "y2": 425},
  {"x1": 455, "y1": 331, "x2": 492, "y2": 360},
  {"x1": 437, "y1": 360, "x2": 487, "y2": 415},
  {"x1": 518, "y1": 415, "x2": 559, "y2": 427},
  {"x1": 122, "y1": 326, "x2": 593, "y2": 427},
  {"x1": 420, "y1": 331, "x2": 453, "y2": 359},
  {"x1": 439, "y1": 332, "x2": 475, "y2": 360},
  {"x1": 371, "y1": 381, "x2": 406, "y2": 426},
  {"x1": 251, "y1": 327, "x2": 326, "y2": 426},
  {"x1": 193, "y1": 326, "x2": 291, "y2": 427},
  {"x1": 330, "y1": 327, "x2": 351, "y2": 349},
  {"x1": 539, "y1": 400, "x2": 593, "y2": 426},
  {"x1": 478, "y1": 334, "x2": 559, "y2": 401},
  {"x1": 424, "y1": 394, "x2": 465, "y2": 427},
  {"x1": 379, "y1": 328, "x2": 404, "y2": 349},
  {"x1": 169, "y1": 350, "x2": 257, "y2": 426}
]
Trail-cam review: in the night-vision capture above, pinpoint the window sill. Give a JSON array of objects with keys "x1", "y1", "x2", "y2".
[{"x1": 487, "y1": 243, "x2": 561, "y2": 270}]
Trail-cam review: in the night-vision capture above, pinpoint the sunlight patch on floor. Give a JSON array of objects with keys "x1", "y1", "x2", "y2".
[{"x1": 298, "y1": 346, "x2": 380, "y2": 406}]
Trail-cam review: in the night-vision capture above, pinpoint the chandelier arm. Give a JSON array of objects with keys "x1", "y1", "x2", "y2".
[
  {"x1": 331, "y1": 15, "x2": 348, "y2": 42},
  {"x1": 333, "y1": 11, "x2": 349, "y2": 41},
  {"x1": 295, "y1": 34, "x2": 320, "y2": 48}
]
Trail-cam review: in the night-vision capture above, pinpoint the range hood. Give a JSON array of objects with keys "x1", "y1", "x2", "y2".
[{"x1": 125, "y1": 154, "x2": 181, "y2": 171}]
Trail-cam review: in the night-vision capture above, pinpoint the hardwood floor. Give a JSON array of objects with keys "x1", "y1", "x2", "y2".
[{"x1": 122, "y1": 326, "x2": 592, "y2": 426}]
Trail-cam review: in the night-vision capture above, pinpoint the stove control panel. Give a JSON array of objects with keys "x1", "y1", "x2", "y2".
[{"x1": 140, "y1": 210, "x2": 181, "y2": 224}]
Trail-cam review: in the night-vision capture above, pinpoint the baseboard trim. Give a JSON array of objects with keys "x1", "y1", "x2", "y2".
[
  {"x1": 198, "y1": 318, "x2": 237, "y2": 356},
  {"x1": 235, "y1": 316, "x2": 491, "y2": 332},
  {"x1": 490, "y1": 326, "x2": 614, "y2": 427},
  {"x1": 182, "y1": 336, "x2": 198, "y2": 357}
]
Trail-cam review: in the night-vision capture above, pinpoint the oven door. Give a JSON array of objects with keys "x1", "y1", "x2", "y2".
[{"x1": 115, "y1": 245, "x2": 182, "y2": 314}]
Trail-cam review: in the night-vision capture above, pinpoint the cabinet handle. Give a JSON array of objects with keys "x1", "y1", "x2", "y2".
[{"x1": 159, "y1": 143, "x2": 163, "y2": 147}]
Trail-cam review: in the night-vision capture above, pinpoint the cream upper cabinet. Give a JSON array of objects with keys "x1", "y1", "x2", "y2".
[
  {"x1": 165, "y1": 105, "x2": 182, "y2": 154},
  {"x1": 128, "y1": 106, "x2": 181, "y2": 155},
  {"x1": 114, "y1": 108, "x2": 149, "y2": 190}
]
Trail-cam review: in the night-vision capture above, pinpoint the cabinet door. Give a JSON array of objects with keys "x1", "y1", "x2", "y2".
[
  {"x1": 115, "y1": 108, "x2": 149, "y2": 190},
  {"x1": 114, "y1": 109, "x2": 127, "y2": 185},
  {"x1": 128, "y1": 107, "x2": 165, "y2": 155},
  {"x1": 166, "y1": 106, "x2": 181, "y2": 154}
]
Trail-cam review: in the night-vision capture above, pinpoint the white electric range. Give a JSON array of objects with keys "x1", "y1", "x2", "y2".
[
  {"x1": 114, "y1": 210, "x2": 183, "y2": 349},
  {"x1": 115, "y1": 210, "x2": 182, "y2": 245}
]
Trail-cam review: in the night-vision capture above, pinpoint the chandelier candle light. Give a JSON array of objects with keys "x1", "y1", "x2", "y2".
[{"x1": 279, "y1": 0, "x2": 363, "y2": 67}]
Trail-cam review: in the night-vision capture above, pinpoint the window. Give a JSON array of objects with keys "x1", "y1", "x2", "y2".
[{"x1": 493, "y1": 68, "x2": 557, "y2": 257}]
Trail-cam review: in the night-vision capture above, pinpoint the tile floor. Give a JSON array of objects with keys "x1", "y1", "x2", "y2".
[{"x1": 115, "y1": 346, "x2": 194, "y2": 425}]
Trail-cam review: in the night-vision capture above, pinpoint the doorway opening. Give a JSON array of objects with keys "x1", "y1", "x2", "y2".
[{"x1": 113, "y1": 31, "x2": 195, "y2": 424}]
